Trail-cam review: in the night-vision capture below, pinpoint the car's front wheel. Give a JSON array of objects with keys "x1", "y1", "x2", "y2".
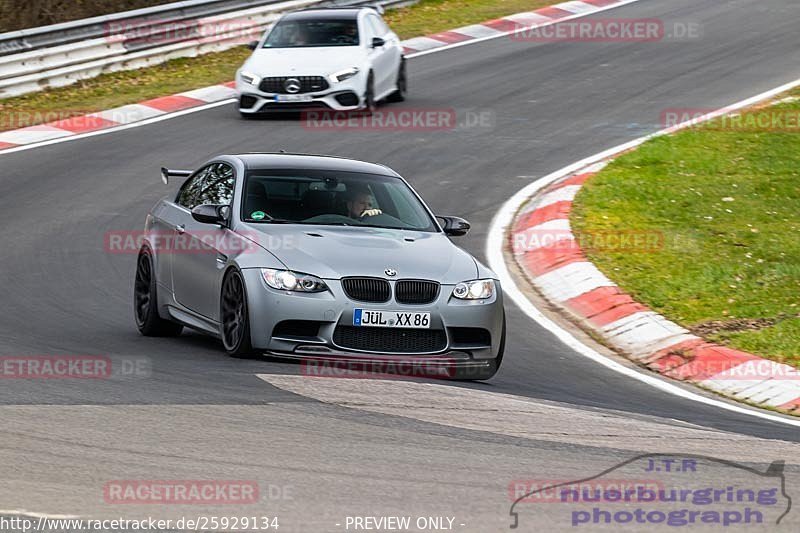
[
  {"x1": 134, "y1": 249, "x2": 183, "y2": 337},
  {"x1": 220, "y1": 269, "x2": 255, "y2": 358},
  {"x1": 386, "y1": 59, "x2": 407, "y2": 103}
]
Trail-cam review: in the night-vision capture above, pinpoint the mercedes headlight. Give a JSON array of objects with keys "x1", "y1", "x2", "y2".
[
  {"x1": 261, "y1": 269, "x2": 327, "y2": 293},
  {"x1": 239, "y1": 70, "x2": 260, "y2": 86},
  {"x1": 452, "y1": 279, "x2": 495, "y2": 300},
  {"x1": 329, "y1": 67, "x2": 359, "y2": 83}
]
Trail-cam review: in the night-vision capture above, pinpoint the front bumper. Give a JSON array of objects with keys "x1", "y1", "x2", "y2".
[
  {"x1": 241, "y1": 269, "x2": 505, "y2": 371},
  {"x1": 236, "y1": 75, "x2": 365, "y2": 113}
]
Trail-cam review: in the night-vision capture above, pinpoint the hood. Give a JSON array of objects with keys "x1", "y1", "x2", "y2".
[
  {"x1": 244, "y1": 225, "x2": 479, "y2": 283},
  {"x1": 243, "y1": 47, "x2": 366, "y2": 77}
]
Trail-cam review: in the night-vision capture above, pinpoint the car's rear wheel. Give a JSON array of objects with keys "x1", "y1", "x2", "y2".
[
  {"x1": 386, "y1": 59, "x2": 407, "y2": 103},
  {"x1": 134, "y1": 249, "x2": 183, "y2": 337},
  {"x1": 363, "y1": 72, "x2": 376, "y2": 115},
  {"x1": 220, "y1": 269, "x2": 255, "y2": 358}
]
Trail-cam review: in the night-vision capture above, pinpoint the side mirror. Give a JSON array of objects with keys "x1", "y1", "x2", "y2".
[
  {"x1": 247, "y1": 40, "x2": 259, "y2": 50},
  {"x1": 438, "y1": 216, "x2": 470, "y2": 237},
  {"x1": 371, "y1": 37, "x2": 385, "y2": 48},
  {"x1": 192, "y1": 204, "x2": 230, "y2": 226}
]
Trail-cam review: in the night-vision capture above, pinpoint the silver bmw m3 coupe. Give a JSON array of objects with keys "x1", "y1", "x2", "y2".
[{"x1": 134, "y1": 153, "x2": 505, "y2": 380}]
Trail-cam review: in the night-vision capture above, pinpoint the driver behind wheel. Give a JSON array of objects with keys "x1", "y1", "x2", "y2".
[
  {"x1": 345, "y1": 185, "x2": 382, "y2": 219},
  {"x1": 338, "y1": 22, "x2": 358, "y2": 45}
]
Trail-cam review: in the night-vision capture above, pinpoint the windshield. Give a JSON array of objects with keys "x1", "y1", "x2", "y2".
[
  {"x1": 241, "y1": 170, "x2": 438, "y2": 232},
  {"x1": 263, "y1": 19, "x2": 359, "y2": 48}
]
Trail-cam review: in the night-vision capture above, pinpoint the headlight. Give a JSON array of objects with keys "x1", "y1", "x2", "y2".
[
  {"x1": 329, "y1": 67, "x2": 359, "y2": 83},
  {"x1": 239, "y1": 70, "x2": 260, "y2": 86},
  {"x1": 261, "y1": 269, "x2": 327, "y2": 293},
  {"x1": 452, "y1": 279, "x2": 495, "y2": 300}
]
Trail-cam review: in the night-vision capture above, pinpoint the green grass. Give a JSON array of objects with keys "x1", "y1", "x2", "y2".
[
  {"x1": 571, "y1": 90, "x2": 800, "y2": 368},
  {"x1": 0, "y1": 0, "x2": 553, "y2": 133}
]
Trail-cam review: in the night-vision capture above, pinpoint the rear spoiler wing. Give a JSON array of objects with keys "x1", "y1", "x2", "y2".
[{"x1": 161, "y1": 167, "x2": 192, "y2": 185}]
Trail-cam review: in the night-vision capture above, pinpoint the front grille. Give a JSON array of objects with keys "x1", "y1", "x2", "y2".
[
  {"x1": 333, "y1": 326, "x2": 447, "y2": 353},
  {"x1": 395, "y1": 280, "x2": 440, "y2": 305},
  {"x1": 259, "y1": 76, "x2": 329, "y2": 94},
  {"x1": 260, "y1": 102, "x2": 331, "y2": 111},
  {"x1": 342, "y1": 277, "x2": 391, "y2": 303}
]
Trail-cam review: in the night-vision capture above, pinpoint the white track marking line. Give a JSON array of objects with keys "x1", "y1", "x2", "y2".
[{"x1": 487, "y1": 76, "x2": 800, "y2": 428}]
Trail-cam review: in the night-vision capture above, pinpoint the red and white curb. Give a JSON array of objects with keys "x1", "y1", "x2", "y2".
[
  {"x1": 509, "y1": 129, "x2": 800, "y2": 416},
  {"x1": 0, "y1": 0, "x2": 637, "y2": 152}
]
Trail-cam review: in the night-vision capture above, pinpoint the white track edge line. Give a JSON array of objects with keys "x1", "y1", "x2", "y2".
[{"x1": 487, "y1": 76, "x2": 800, "y2": 428}]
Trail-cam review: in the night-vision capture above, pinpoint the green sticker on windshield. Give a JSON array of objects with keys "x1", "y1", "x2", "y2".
[{"x1": 251, "y1": 211, "x2": 266, "y2": 220}]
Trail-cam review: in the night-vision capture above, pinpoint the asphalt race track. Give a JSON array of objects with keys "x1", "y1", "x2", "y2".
[{"x1": 1, "y1": 0, "x2": 799, "y2": 530}]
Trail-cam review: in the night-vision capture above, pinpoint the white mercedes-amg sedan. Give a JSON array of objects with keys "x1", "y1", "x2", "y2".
[{"x1": 236, "y1": 7, "x2": 406, "y2": 116}]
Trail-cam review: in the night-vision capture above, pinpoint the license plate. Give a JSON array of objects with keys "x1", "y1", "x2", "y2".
[
  {"x1": 354, "y1": 309, "x2": 431, "y2": 329},
  {"x1": 275, "y1": 94, "x2": 313, "y2": 102}
]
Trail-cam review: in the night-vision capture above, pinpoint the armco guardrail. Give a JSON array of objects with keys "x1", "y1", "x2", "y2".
[
  {"x1": 0, "y1": 1, "x2": 288, "y2": 55},
  {"x1": 0, "y1": 0, "x2": 412, "y2": 98}
]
